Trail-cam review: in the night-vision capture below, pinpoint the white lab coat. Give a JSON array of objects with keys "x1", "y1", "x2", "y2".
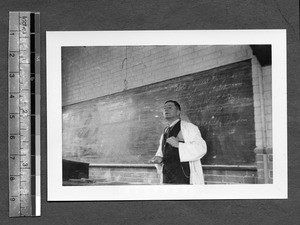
[{"x1": 155, "y1": 120, "x2": 207, "y2": 185}]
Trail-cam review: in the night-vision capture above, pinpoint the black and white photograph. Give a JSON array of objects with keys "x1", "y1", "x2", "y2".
[
  {"x1": 1, "y1": 0, "x2": 299, "y2": 224},
  {"x1": 47, "y1": 30, "x2": 287, "y2": 201}
]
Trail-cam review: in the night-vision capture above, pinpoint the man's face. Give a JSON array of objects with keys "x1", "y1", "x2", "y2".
[{"x1": 163, "y1": 102, "x2": 180, "y2": 119}]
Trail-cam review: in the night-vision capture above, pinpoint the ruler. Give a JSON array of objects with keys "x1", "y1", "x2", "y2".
[{"x1": 8, "y1": 12, "x2": 41, "y2": 217}]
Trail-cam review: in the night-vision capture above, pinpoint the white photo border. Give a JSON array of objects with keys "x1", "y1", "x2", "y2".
[{"x1": 47, "y1": 30, "x2": 287, "y2": 201}]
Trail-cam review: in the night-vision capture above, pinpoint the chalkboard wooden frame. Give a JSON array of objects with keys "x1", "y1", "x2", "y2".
[{"x1": 62, "y1": 58, "x2": 256, "y2": 166}]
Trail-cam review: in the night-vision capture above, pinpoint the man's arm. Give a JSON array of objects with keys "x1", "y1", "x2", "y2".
[
  {"x1": 149, "y1": 134, "x2": 163, "y2": 164},
  {"x1": 155, "y1": 134, "x2": 164, "y2": 158},
  {"x1": 178, "y1": 123, "x2": 207, "y2": 162},
  {"x1": 149, "y1": 134, "x2": 164, "y2": 176}
]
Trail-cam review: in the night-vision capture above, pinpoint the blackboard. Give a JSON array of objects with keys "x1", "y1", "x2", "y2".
[{"x1": 62, "y1": 59, "x2": 255, "y2": 165}]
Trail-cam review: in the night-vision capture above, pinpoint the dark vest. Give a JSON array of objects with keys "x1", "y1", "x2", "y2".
[{"x1": 162, "y1": 120, "x2": 190, "y2": 184}]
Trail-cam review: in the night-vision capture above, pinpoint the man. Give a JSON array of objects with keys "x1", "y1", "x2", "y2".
[{"x1": 150, "y1": 100, "x2": 207, "y2": 184}]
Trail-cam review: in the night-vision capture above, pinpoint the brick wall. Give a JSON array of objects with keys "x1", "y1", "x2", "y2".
[
  {"x1": 89, "y1": 165, "x2": 160, "y2": 185},
  {"x1": 263, "y1": 66, "x2": 272, "y2": 148},
  {"x1": 62, "y1": 45, "x2": 252, "y2": 106},
  {"x1": 89, "y1": 165, "x2": 257, "y2": 185},
  {"x1": 203, "y1": 166, "x2": 257, "y2": 184},
  {"x1": 252, "y1": 57, "x2": 272, "y2": 184},
  {"x1": 263, "y1": 66, "x2": 273, "y2": 183}
]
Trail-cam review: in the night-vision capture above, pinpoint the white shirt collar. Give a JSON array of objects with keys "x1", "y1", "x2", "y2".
[{"x1": 169, "y1": 119, "x2": 180, "y2": 128}]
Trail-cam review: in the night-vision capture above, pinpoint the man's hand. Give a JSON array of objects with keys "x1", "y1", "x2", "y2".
[
  {"x1": 149, "y1": 156, "x2": 163, "y2": 164},
  {"x1": 166, "y1": 137, "x2": 179, "y2": 148}
]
